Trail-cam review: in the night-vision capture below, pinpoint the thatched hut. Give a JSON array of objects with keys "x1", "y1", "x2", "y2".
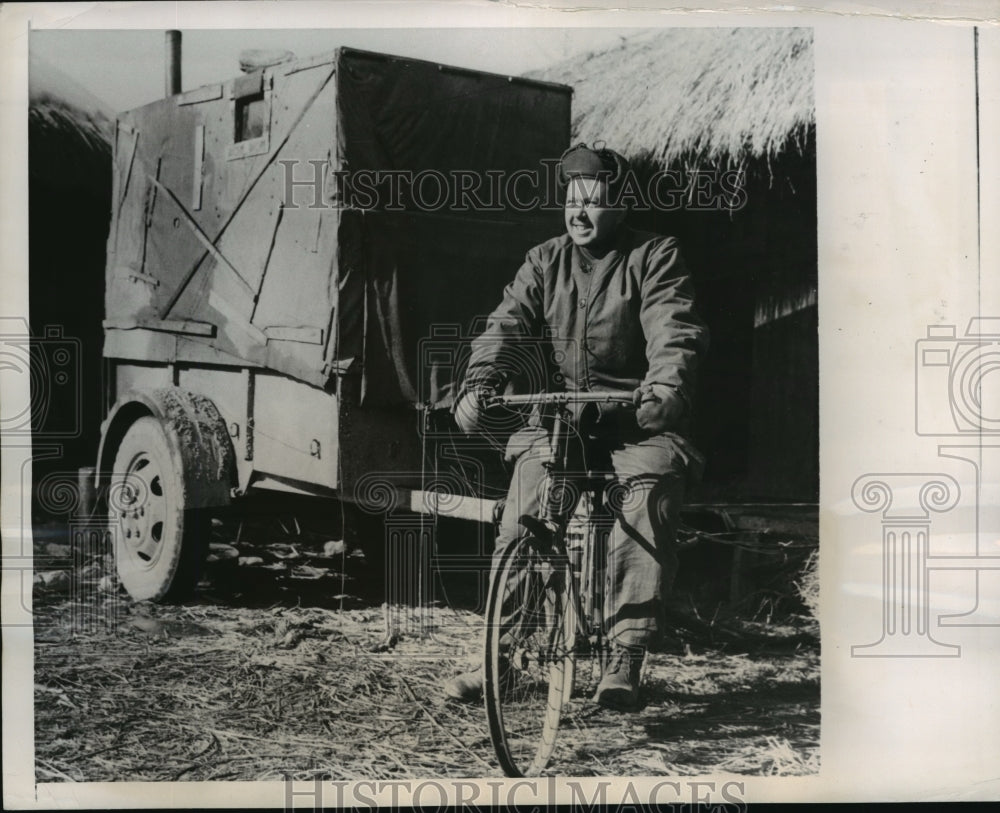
[
  {"x1": 29, "y1": 55, "x2": 113, "y2": 517},
  {"x1": 537, "y1": 28, "x2": 817, "y2": 503}
]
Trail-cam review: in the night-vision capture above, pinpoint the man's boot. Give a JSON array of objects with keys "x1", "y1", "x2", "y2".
[{"x1": 593, "y1": 644, "x2": 644, "y2": 710}]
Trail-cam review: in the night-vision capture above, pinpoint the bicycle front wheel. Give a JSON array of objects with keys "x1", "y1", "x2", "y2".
[{"x1": 484, "y1": 537, "x2": 578, "y2": 777}]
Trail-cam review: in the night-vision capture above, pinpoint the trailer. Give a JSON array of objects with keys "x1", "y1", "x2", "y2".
[{"x1": 96, "y1": 44, "x2": 571, "y2": 601}]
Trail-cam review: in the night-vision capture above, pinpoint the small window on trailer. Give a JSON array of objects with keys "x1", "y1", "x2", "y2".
[
  {"x1": 235, "y1": 92, "x2": 266, "y2": 142},
  {"x1": 226, "y1": 69, "x2": 271, "y2": 160}
]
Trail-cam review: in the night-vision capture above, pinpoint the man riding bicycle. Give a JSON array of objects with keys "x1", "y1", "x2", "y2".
[{"x1": 447, "y1": 143, "x2": 709, "y2": 710}]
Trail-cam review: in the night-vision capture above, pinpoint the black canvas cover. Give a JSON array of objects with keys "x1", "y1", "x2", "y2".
[{"x1": 335, "y1": 49, "x2": 570, "y2": 407}]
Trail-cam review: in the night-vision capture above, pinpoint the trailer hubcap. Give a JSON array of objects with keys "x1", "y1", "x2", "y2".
[{"x1": 117, "y1": 452, "x2": 168, "y2": 569}]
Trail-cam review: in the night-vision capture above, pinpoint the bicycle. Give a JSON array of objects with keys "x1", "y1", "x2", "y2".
[{"x1": 481, "y1": 389, "x2": 636, "y2": 777}]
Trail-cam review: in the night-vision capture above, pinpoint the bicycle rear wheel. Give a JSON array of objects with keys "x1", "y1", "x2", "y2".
[{"x1": 484, "y1": 536, "x2": 577, "y2": 777}]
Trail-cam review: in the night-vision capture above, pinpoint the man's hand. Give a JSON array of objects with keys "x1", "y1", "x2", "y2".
[
  {"x1": 455, "y1": 386, "x2": 497, "y2": 435},
  {"x1": 632, "y1": 384, "x2": 685, "y2": 434}
]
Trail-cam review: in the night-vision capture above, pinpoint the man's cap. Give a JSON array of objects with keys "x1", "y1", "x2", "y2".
[{"x1": 557, "y1": 143, "x2": 630, "y2": 188}]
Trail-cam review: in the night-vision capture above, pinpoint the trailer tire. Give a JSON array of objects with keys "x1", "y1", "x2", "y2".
[{"x1": 109, "y1": 416, "x2": 210, "y2": 602}]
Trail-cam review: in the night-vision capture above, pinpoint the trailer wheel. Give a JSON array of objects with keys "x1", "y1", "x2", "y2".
[{"x1": 109, "y1": 416, "x2": 209, "y2": 601}]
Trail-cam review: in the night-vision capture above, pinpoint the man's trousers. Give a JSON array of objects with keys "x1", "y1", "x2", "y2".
[{"x1": 494, "y1": 428, "x2": 688, "y2": 649}]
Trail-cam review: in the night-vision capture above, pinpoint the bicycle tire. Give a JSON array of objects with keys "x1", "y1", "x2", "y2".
[{"x1": 484, "y1": 536, "x2": 577, "y2": 777}]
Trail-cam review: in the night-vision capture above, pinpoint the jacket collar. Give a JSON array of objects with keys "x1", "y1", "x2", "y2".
[
  {"x1": 576, "y1": 224, "x2": 633, "y2": 265},
  {"x1": 571, "y1": 225, "x2": 632, "y2": 298}
]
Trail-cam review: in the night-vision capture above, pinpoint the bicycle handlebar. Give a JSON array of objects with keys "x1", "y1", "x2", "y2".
[{"x1": 485, "y1": 390, "x2": 635, "y2": 408}]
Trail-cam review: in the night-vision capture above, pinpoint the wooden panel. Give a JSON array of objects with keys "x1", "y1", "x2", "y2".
[
  {"x1": 104, "y1": 328, "x2": 176, "y2": 363},
  {"x1": 114, "y1": 363, "x2": 172, "y2": 395},
  {"x1": 250, "y1": 65, "x2": 339, "y2": 340},
  {"x1": 177, "y1": 84, "x2": 224, "y2": 106},
  {"x1": 173, "y1": 337, "x2": 262, "y2": 369},
  {"x1": 103, "y1": 318, "x2": 215, "y2": 337},
  {"x1": 212, "y1": 165, "x2": 281, "y2": 299},
  {"x1": 263, "y1": 326, "x2": 324, "y2": 344},
  {"x1": 253, "y1": 372, "x2": 339, "y2": 489}
]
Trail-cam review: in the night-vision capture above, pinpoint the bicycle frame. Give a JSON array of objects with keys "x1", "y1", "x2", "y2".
[
  {"x1": 489, "y1": 389, "x2": 633, "y2": 528},
  {"x1": 490, "y1": 388, "x2": 634, "y2": 625}
]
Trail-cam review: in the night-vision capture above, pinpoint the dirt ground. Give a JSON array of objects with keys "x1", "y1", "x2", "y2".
[{"x1": 32, "y1": 515, "x2": 819, "y2": 781}]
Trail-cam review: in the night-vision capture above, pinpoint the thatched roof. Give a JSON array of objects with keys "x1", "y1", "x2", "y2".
[
  {"x1": 29, "y1": 55, "x2": 113, "y2": 151},
  {"x1": 29, "y1": 55, "x2": 113, "y2": 191},
  {"x1": 533, "y1": 28, "x2": 814, "y2": 168}
]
